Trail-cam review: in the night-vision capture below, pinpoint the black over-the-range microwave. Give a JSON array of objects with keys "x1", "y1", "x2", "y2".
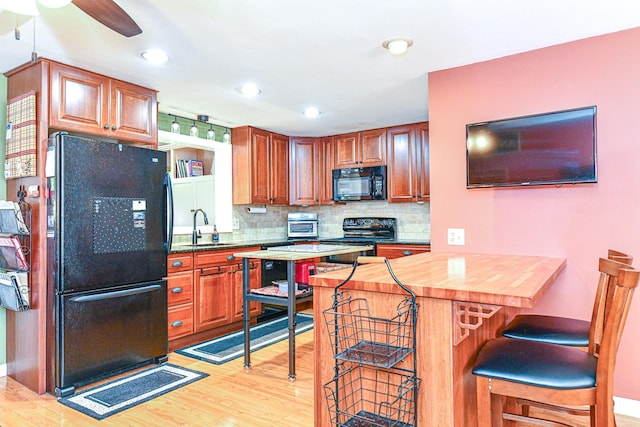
[{"x1": 332, "y1": 166, "x2": 387, "y2": 201}]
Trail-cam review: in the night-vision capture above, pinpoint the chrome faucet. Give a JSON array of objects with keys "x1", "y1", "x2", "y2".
[{"x1": 191, "y1": 209, "x2": 209, "y2": 244}]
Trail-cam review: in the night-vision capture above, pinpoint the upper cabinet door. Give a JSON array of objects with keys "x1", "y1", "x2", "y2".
[
  {"x1": 334, "y1": 129, "x2": 386, "y2": 168},
  {"x1": 250, "y1": 128, "x2": 272, "y2": 204},
  {"x1": 319, "y1": 137, "x2": 335, "y2": 205},
  {"x1": 359, "y1": 128, "x2": 386, "y2": 167},
  {"x1": 386, "y1": 125, "x2": 417, "y2": 203},
  {"x1": 334, "y1": 132, "x2": 359, "y2": 168},
  {"x1": 50, "y1": 62, "x2": 110, "y2": 136},
  {"x1": 289, "y1": 137, "x2": 319, "y2": 205},
  {"x1": 387, "y1": 123, "x2": 429, "y2": 203},
  {"x1": 416, "y1": 122, "x2": 430, "y2": 202},
  {"x1": 49, "y1": 62, "x2": 158, "y2": 145},
  {"x1": 110, "y1": 80, "x2": 158, "y2": 145},
  {"x1": 269, "y1": 132, "x2": 290, "y2": 205}
]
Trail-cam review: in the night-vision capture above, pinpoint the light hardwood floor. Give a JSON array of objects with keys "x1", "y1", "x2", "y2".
[{"x1": 0, "y1": 328, "x2": 638, "y2": 426}]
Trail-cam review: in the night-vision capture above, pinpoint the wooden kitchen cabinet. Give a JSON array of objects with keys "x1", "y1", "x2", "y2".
[
  {"x1": 289, "y1": 137, "x2": 318, "y2": 205},
  {"x1": 167, "y1": 253, "x2": 195, "y2": 340},
  {"x1": 334, "y1": 128, "x2": 386, "y2": 168},
  {"x1": 193, "y1": 247, "x2": 262, "y2": 333},
  {"x1": 289, "y1": 136, "x2": 336, "y2": 206},
  {"x1": 232, "y1": 126, "x2": 289, "y2": 205},
  {"x1": 386, "y1": 122, "x2": 430, "y2": 203},
  {"x1": 166, "y1": 247, "x2": 262, "y2": 350},
  {"x1": 50, "y1": 62, "x2": 158, "y2": 145},
  {"x1": 319, "y1": 136, "x2": 336, "y2": 204},
  {"x1": 195, "y1": 265, "x2": 233, "y2": 331},
  {"x1": 375, "y1": 243, "x2": 431, "y2": 259}
]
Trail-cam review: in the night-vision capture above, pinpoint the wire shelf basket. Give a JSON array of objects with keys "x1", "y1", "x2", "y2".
[
  {"x1": 323, "y1": 293, "x2": 415, "y2": 368},
  {"x1": 323, "y1": 257, "x2": 420, "y2": 427},
  {"x1": 324, "y1": 364, "x2": 420, "y2": 427}
]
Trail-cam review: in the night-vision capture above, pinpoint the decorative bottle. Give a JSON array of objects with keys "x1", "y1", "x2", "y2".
[{"x1": 212, "y1": 225, "x2": 219, "y2": 243}]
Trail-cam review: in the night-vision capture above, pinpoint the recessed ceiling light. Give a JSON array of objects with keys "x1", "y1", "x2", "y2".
[
  {"x1": 382, "y1": 37, "x2": 413, "y2": 55},
  {"x1": 141, "y1": 49, "x2": 169, "y2": 64},
  {"x1": 304, "y1": 107, "x2": 320, "y2": 118},
  {"x1": 240, "y1": 83, "x2": 261, "y2": 97}
]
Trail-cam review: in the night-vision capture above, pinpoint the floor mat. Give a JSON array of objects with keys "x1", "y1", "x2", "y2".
[
  {"x1": 58, "y1": 363, "x2": 208, "y2": 420},
  {"x1": 176, "y1": 313, "x2": 313, "y2": 364}
]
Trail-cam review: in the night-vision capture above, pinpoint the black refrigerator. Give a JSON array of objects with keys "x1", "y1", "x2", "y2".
[{"x1": 46, "y1": 133, "x2": 173, "y2": 397}]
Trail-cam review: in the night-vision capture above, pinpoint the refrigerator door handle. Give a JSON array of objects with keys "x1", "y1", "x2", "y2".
[
  {"x1": 163, "y1": 172, "x2": 174, "y2": 254},
  {"x1": 70, "y1": 284, "x2": 163, "y2": 303}
]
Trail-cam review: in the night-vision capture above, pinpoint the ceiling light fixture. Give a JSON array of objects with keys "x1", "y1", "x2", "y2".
[
  {"x1": 240, "y1": 83, "x2": 261, "y2": 97},
  {"x1": 304, "y1": 107, "x2": 321, "y2": 119},
  {"x1": 170, "y1": 115, "x2": 180, "y2": 133},
  {"x1": 207, "y1": 124, "x2": 215, "y2": 140},
  {"x1": 141, "y1": 49, "x2": 169, "y2": 64},
  {"x1": 382, "y1": 37, "x2": 413, "y2": 55},
  {"x1": 223, "y1": 128, "x2": 231, "y2": 144},
  {"x1": 190, "y1": 121, "x2": 199, "y2": 138}
]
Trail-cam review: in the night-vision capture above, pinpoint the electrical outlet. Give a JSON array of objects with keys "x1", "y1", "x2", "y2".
[
  {"x1": 232, "y1": 218, "x2": 240, "y2": 230},
  {"x1": 447, "y1": 228, "x2": 465, "y2": 246}
]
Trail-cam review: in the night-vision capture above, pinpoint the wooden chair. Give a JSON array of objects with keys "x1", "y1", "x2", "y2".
[
  {"x1": 472, "y1": 258, "x2": 640, "y2": 426},
  {"x1": 501, "y1": 249, "x2": 633, "y2": 347}
]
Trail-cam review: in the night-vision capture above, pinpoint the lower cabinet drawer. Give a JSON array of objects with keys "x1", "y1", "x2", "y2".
[
  {"x1": 167, "y1": 271, "x2": 193, "y2": 306},
  {"x1": 168, "y1": 304, "x2": 194, "y2": 340}
]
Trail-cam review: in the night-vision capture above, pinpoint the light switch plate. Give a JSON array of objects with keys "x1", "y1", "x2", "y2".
[
  {"x1": 232, "y1": 218, "x2": 240, "y2": 230},
  {"x1": 447, "y1": 228, "x2": 465, "y2": 245}
]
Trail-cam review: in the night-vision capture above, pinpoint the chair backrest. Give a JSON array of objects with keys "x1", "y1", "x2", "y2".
[
  {"x1": 589, "y1": 255, "x2": 633, "y2": 356},
  {"x1": 594, "y1": 266, "x2": 639, "y2": 424},
  {"x1": 607, "y1": 249, "x2": 633, "y2": 265}
]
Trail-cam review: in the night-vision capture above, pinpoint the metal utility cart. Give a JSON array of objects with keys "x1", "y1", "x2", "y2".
[
  {"x1": 234, "y1": 244, "x2": 372, "y2": 380},
  {"x1": 323, "y1": 257, "x2": 420, "y2": 427}
]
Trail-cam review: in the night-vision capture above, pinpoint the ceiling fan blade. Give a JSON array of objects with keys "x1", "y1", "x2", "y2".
[{"x1": 71, "y1": 0, "x2": 142, "y2": 37}]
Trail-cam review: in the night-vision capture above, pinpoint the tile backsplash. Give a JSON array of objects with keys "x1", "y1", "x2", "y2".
[{"x1": 226, "y1": 202, "x2": 430, "y2": 242}]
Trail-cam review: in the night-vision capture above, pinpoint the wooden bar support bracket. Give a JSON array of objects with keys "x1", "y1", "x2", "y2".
[{"x1": 452, "y1": 301, "x2": 501, "y2": 345}]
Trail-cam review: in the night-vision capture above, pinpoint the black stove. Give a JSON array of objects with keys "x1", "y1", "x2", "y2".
[
  {"x1": 325, "y1": 217, "x2": 397, "y2": 242},
  {"x1": 321, "y1": 218, "x2": 397, "y2": 261}
]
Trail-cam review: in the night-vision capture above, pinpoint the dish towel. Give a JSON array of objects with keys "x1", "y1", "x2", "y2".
[{"x1": 6, "y1": 90, "x2": 37, "y2": 179}]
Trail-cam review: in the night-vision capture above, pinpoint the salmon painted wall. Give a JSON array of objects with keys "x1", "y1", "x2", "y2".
[{"x1": 429, "y1": 27, "x2": 640, "y2": 399}]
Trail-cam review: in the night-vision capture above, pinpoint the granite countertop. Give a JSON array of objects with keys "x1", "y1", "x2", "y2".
[
  {"x1": 169, "y1": 237, "x2": 430, "y2": 254},
  {"x1": 169, "y1": 239, "x2": 289, "y2": 254}
]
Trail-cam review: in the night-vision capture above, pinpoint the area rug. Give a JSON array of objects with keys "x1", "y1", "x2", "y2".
[
  {"x1": 176, "y1": 313, "x2": 314, "y2": 365},
  {"x1": 58, "y1": 363, "x2": 208, "y2": 420}
]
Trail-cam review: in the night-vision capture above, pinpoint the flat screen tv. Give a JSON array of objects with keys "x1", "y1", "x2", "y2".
[{"x1": 466, "y1": 106, "x2": 597, "y2": 188}]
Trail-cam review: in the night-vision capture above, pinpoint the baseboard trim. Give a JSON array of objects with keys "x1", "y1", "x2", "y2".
[
  {"x1": 614, "y1": 396, "x2": 640, "y2": 418},
  {"x1": 0, "y1": 363, "x2": 6, "y2": 377}
]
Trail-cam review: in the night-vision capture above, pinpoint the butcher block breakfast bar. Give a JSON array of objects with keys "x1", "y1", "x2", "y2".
[
  {"x1": 235, "y1": 244, "x2": 372, "y2": 380},
  {"x1": 309, "y1": 252, "x2": 567, "y2": 427}
]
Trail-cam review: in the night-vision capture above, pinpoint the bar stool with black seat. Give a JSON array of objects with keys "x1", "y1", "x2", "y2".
[
  {"x1": 501, "y1": 249, "x2": 632, "y2": 347},
  {"x1": 472, "y1": 258, "x2": 639, "y2": 426}
]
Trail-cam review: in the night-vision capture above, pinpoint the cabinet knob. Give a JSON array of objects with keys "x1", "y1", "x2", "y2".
[
  {"x1": 171, "y1": 320, "x2": 183, "y2": 327},
  {"x1": 171, "y1": 260, "x2": 183, "y2": 267},
  {"x1": 227, "y1": 255, "x2": 236, "y2": 261},
  {"x1": 403, "y1": 251, "x2": 413, "y2": 256},
  {"x1": 111, "y1": 125, "x2": 118, "y2": 131},
  {"x1": 171, "y1": 287, "x2": 183, "y2": 293},
  {"x1": 104, "y1": 124, "x2": 110, "y2": 129}
]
